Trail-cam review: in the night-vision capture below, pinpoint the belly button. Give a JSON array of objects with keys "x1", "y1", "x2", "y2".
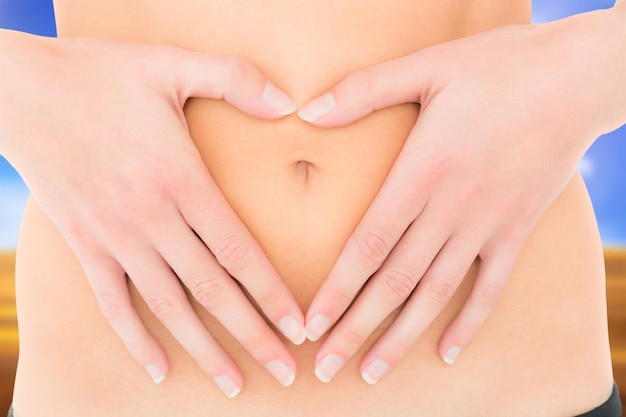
[{"x1": 296, "y1": 160, "x2": 311, "y2": 183}]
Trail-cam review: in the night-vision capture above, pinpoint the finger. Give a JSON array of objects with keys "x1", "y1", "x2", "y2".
[
  {"x1": 120, "y1": 244, "x2": 244, "y2": 398},
  {"x1": 359, "y1": 234, "x2": 481, "y2": 384},
  {"x1": 438, "y1": 243, "x2": 519, "y2": 365},
  {"x1": 311, "y1": 211, "x2": 449, "y2": 383},
  {"x1": 179, "y1": 178, "x2": 306, "y2": 346},
  {"x1": 81, "y1": 255, "x2": 170, "y2": 385},
  {"x1": 155, "y1": 219, "x2": 297, "y2": 387},
  {"x1": 305, "y1": 140, "x2": 429, "y2": 342},
  {"x1": 168, "y1": 50, "x2": 297, "y2": 118},
  {"x1": 297, "y1": 50, "x2": 438, "y2": 126}
]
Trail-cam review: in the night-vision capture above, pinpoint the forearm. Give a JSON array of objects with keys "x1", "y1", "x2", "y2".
[
  {"x1": 0, "y1": 29, "x2": 24, "y2": 157},
  {"x1": 0, "y1": 29, "x2": 53, "y2": 160},
  {"x1": 594, "y1": 2, "x2": 626, "y2": 134},
  {"x1": 550, "y1": 4, "x2": 626, "y2": 142}
]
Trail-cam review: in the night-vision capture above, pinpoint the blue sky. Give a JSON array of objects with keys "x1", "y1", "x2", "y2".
[{"x1": 0, "y1": 0, "x2": 625, "y2": 248}]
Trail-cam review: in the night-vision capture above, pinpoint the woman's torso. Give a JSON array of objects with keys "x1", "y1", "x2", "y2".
[{"x1": 12, "y1": 1, "x2": 614, "y2": 416}]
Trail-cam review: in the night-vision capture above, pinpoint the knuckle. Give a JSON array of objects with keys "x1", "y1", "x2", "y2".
[
  {"x1": 152, "y1": 162, "x2": 184, "y2": 195},
  {"x1": 507, "y1": 208, "x2": 538, "y2": 243},
  {"x1": 355, "y1": 230, "x2": 392, "y2": 269},
  {"x1": 342, "y1": 325, "x2": 369, "y2": 350},
  {"x1": 477, "y1": 281, "x2": 505, "y2": 307},
  {"x1": 517, "y1": 198, "x2": 541, "y2": 222},
  {"x1": 147, "y1": 296, "x2": 177, "y2": 324},
  {"x1": 96, "y1": 292, "x2": 125, "y2": 322},
  {"x1": 426, "y1": 151, "x2": 455, "y2": 183},
  {"x1": 392, "y1": 333, "x2": 416, "y2": 356},
  {"x1": 427, "y1": 280, "x2": 457, "y2": 309},
  {"x1": 192, "y1": 277, "x2": 225, "y2": 310},
  {"x1": 346, "y1": 69, "x2": 378, "y2": 101},
  {"x1": 381, "y1": 269, "x2": 417, "y2": 303},
  {"x1": 226, "y1": 55, "x2": 253, "y2": 85},
  {"x1": 497, "y1": 228, "x2": 524, "y2": 251},
  {"x1": 239, "y1": 328, "x2": 267, "y2": 352},
  {"x1": 214, "y1": 235, "x2": 250, "y2": 274},
  {"x1": 254, "y1": 286, "x2": 281, "y2": 310},
  {"x1": 332, "y1": 282, "x2": 359, "y2": 307}
]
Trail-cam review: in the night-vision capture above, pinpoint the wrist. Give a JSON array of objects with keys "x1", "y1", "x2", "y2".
[{"x1": 546, "y1": 7, "x2": 626, "y2": 140}]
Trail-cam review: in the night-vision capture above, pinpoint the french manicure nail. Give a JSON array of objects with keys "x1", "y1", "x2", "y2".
[
  {"x1": 263, "y1": 81, "x2": 297, "y2": 115},
  {"x1": 278, "y1": 316, "x2": 306, "y2": 345},
  {"x1": 314, "y1": 354, "x2": 345, "y2": 383},
  {"x1": 145, "y1": 364, "x2": 166, "y2": 384},
  {"x1": 443, "y1": 346, "x2": 462, "y2": 365},
  {"x1": 361, "y1": 359, "x2": 389, "y2": 385},
  {"x1": 265, "y1": 360, "x2": 296, "y2": 387},
  {"x1": 213, "y1": 375, "x2": 241, "y2": 398},
  {"x1": 297, "y1": 92, "x2": 336, "y2": 123},
  {"x1": 306, "y1": 316, "x2": 332, "y2": 342}
]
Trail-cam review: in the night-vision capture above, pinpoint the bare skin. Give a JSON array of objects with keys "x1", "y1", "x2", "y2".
[
  {"x1": 302, "y1": 5, "x2": 626, "y2": 383},
  {"x1": 5, "y1": 0, "x2": 620, "y2": 416}
]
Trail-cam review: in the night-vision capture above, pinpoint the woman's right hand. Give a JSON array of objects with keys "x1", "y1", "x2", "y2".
[{"x1": 0, "y1": 29, "x2": 304, "y2": 396}]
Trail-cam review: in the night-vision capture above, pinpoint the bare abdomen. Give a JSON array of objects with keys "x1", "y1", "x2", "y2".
[{"x1": 13, "y1": 0, "x2": 614, "y2": 415}]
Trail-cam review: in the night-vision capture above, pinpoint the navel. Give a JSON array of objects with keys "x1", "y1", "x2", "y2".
[{"x1": 296, "y1": 160, "x2": 312, "y2": 183}]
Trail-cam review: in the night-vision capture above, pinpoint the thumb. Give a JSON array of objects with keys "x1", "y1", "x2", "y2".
[
  {"x1": 297, "y1": 51, "x2": 436, "y2": 127},
  {"x1": 171, "y1": 50, "x2": 296, "y2": 119}
]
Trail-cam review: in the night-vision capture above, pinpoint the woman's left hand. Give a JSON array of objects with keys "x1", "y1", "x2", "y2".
[{"x1": 298, "y1": 8, "x2": 626, "y2": 384}]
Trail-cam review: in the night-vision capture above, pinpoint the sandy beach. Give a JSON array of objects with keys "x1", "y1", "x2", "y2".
[
  {"x1": 0, "y1": 251, "x2": 17, "y2": 351},
  {"x1": 0, "y1": 251, "x2": 17, "y2": 413}
]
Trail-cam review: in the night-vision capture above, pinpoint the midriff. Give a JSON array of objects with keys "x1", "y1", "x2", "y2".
[{"x1": 13, "y1": 1, "x2": 614, "y2": 416}]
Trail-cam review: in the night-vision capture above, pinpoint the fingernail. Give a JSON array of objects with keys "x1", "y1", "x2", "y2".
[
  {"x1": 443, "y1": 346, "x2": 462, "y2": 365},
  {"x1": 213, "y1": 375, "x2": 241, "y2": 398},
  {"x1": 145, "y1": 364, "x2": 166, "y2": 384},
  {"x1": 263, "y1": 81, "x2": 297, "y2": 115},
  {"x1": 361, "y1": 359, "x2": 389, "y2": 385},
  {"x1": 297, "y1": 92, "x2": 335, "y2": 123},
  {"x1": 305, "y1": 316, "x2": 332, "y2": 342},
  {"x1": 314, "y1": 354, "x2": 344, "y2": 383},
  {"x1": 278, "y1": 316, "x2": 306, "y2": 345},
  {"x1": 265, "y1": 360, "x2": 296, "y2": 387}
]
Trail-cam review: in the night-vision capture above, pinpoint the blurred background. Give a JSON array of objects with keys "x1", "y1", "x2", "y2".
[{"x1": 1, "y1": 0, "x2": 625, "y2": 412}]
